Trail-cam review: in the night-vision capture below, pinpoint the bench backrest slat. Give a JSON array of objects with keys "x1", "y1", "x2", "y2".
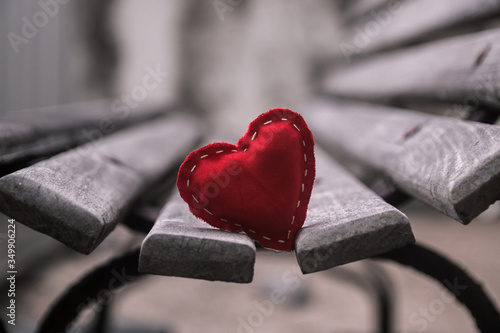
[
  {"x1": 0, "y1": 113, "x2": 201, "y2": 254},
  {"x1": 0, "y1": 100, "x2": 168, "y2": 168},
  {"x1": 139, "y1": 191, "x2": 256, "y2": 283},
  {"x1": 307, "y1": 98, "x2": 500, "y2": 224},
  {"x1": 341, "y1": 0, "x2": 500, "y2": 55},
  {"x1": 295, "y1": 148, "x2": 414, "y2": 274},
  {"x1": 341, "y1": 0, "x2": 388, "y2": 24},
  {"x1": 325, "y1": 27, "x2": 500, "y2": 109}
]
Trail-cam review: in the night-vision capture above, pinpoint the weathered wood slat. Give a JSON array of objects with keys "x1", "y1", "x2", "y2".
[
  {"x1": 295, "y1": 148, "x2": 414, "y2": 274},
  {"x1": 139, "y1": 190, "x2": 256, "y2": 283},
  {"x1": 0, "y1": 99, "x2": 168, "y2": 167},
  {"x1": 0, "y1": 113, "x2": 202, "y2": 254},
  {"x1": 325, "y1": 27, "x2": 500, "y2": 109},
  {"x1": 341, "y1": 0, "x2": 500, "y2": 55},
  {"x1": 306, "y1": 98, "x2": 500, "y2": 224}
]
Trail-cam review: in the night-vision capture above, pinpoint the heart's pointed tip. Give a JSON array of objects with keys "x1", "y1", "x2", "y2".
[
  {"x1": 252, "y1": 232, "x2": 297, "y2": 252},
  {"x1": 258, "y1": 243, "x2": 295, "y2": 252}
]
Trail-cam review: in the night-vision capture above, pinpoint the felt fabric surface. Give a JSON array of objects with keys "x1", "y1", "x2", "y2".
[{"x1": 177, "y1": 109, "x2": 315, "y2": 251}]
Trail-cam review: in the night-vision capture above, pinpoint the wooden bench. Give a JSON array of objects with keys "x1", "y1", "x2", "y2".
[
  {"x1": 2, "y1": 1, "x2": 500, "y2": 332},
  {"x1": 0, "y1": 102, "x2": 202, "y2": 254}
]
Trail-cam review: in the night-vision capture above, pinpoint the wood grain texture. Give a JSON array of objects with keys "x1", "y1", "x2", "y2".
[
  {"x1": 139, "y1": 191, "x2": 256, "y2": 283},
  {"x1": 295, "y1": 148, "x2": 414, "y2": 274},
  {"x1": 325, "y1": 27, "x2": 500, "y2": 108},
  {"x1": 0, "y1": 113, "x2": 202, "y2": 253},
  {"x1": 341, "y1": 0, "x2": 500, "y2": 55},
  {"x1": 305, "y1": 98, "x2": 500, "y2": 224},
  {"x1": 0, "y1": 99, "x2": 168, "y2": 166}
]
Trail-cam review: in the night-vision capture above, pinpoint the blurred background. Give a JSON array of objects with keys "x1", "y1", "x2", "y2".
[
  {"x1": 1, "y1": 0, "x2": 500, "y2": 332},
  {"x1": 0, "y1": 0, "x2": 339, "y2": 133}
]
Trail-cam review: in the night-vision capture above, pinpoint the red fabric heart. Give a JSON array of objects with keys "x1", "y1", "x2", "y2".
[{"x1": 176, "y1": 109, "x2": 315, "y2": 251}]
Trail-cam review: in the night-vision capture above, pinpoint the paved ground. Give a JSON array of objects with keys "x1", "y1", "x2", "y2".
[{"x1": 2, "y1": 200, "x2": 499, "y2": 333}]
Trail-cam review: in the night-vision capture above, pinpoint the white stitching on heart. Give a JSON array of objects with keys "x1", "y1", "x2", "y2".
[{"x1": 185, "y1": 114, "x2": 311, "y2": 248}]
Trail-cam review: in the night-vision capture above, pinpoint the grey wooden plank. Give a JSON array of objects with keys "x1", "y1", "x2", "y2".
[
  {"x1": 139, "y1": 190, "x2": 256, "y2": 283},
  {"x1": 0, "y1": 100, "x2": 169, "y2": 167},
  {"x1": 325, "y1": 27, "x2": 500, "y2": 109},
  {"x1": 0, "y1": 113, "x2": 202, "y2": 253},
  {"x1": 342, "y1": 0, "x2": 389, "y2": 23},
  {"x1": 295, "y1": 148, "x2": 414, "y2": 274},
  {"x1": 341, "y1": 0, "x2": 500, "y2": 55},
  {"x1": 305, "y1": 98, "x2": 500, "y2": 224}
]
